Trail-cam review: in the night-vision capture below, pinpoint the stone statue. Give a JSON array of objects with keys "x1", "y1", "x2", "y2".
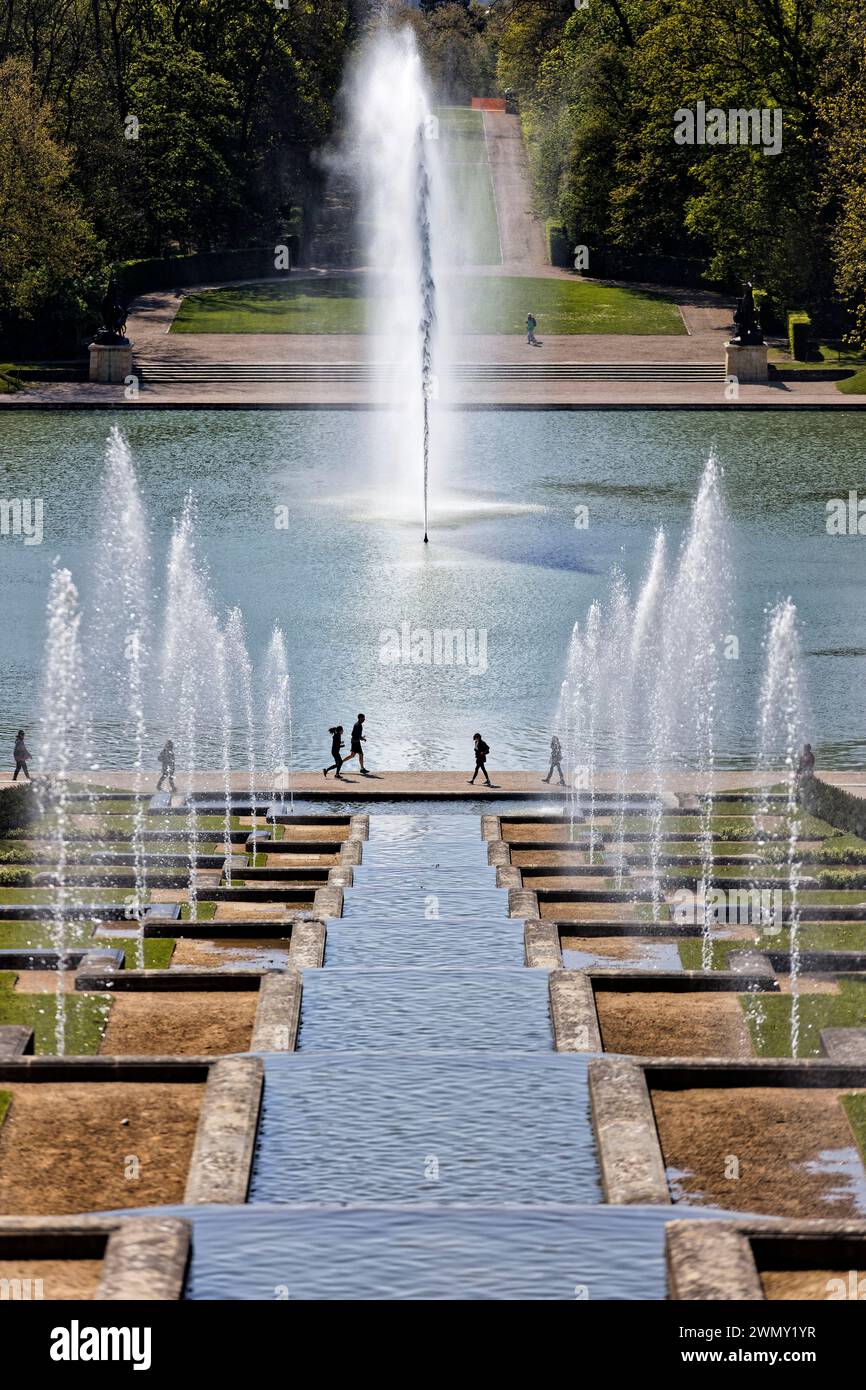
[
  {"x1": 94, "y1": 279, "x2": 129, "y2": 345},
  {"x1": 731, "y1": 281, "x2": 763, "y2": 346}
]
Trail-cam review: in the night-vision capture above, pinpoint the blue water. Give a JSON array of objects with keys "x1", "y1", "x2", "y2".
[{"x1": 5, "y1": 408, "x2": 866, "y2": 767}]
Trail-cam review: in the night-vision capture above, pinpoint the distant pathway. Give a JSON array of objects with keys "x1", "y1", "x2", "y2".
[{"x1": 481, "y1": 111, "x2": 549, "y2": 273}]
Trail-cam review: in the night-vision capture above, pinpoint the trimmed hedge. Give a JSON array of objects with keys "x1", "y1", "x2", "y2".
[
  {"x1": 0, "y1": 866, "x2": 32, "y2": 886},
  {"x1": 799, "y1": 775, "x2": 866, "y2": 838},
  {"x1": 788, "y1": 310, "x2": 812, "y2": 360},
  {"x1": 116, "y1": 243, "x2": 301, "y2": 300},
  {"x1": 547, "y1": 223, "x2": 572, "y2": 269},
  {"x1": 0, "y1": 786, "x2": 35, "y2": 837}
]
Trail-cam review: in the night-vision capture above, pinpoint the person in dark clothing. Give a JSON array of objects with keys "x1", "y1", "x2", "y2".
[
  {"x1": 157, "y1": 739, "x2": 176, "y2": 792},
  {"x1": 340, "y1": 714, "x2": 369, "y2": 775},
  {"x1": 526, "y1": 313, "x2": 540, "y2": 346},
  {"x1": 468, "y1": 732, "x2": 492, "y2": 786},
  {"x1": 797, "y1": 743, "x2": 816, "y2": 780},
  {"x1": 13, "y1": 730, "x2": 31, "y2": 781},
  {"x1": 543, "y1": 734, "x2": 565, "y2": 786},
  {"x1": 323, "y1": 726, "x2": 346, "y2": 780}
]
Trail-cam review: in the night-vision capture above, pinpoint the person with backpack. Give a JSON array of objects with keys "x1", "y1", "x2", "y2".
[
  {"x1": 156, "y1": 740, "x2": 176, "y2": 793},
  {"x1": 323, "y1": 725, "x2": 346, "y2": 780},
  {"x1": 543, "y1": 734, "x2": 565, "y2": 786},
  {"x1": 12, "y1": 730, "x2": 31, "y2": 781},
  {"x1": 468, "y1": 732, "x2": 492, "y2": 787},
  {"x1": 526, "y1": 312, "x2": 540, "y2": 346}
]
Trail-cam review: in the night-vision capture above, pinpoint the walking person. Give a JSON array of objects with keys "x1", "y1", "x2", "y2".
[
  {"x1": 323, "y1": 725, "x2": 346, "y2": 780},
  {"x1": 543, "y1": 733, "x2": 565, "y2": 787},
  {"x1": 156, "y1": 739, "x2": 176, "y2": 793},
  {"x1": 12, "y1": 729, "x2": 31, "y2": 781},
  {"x1": 526, "y1": 312, "x2": 541, "y2": 346},
  {"x1": 340, "y1": 714, "x2": 369, "y2": 776},
  {"x1": 468, "y1": 732, "x2": 492, "y2": 787}
]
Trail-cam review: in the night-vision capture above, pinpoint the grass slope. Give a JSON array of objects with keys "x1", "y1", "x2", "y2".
[{"x1": 171, "y1": 273, "x2": 684, "y2": 336}]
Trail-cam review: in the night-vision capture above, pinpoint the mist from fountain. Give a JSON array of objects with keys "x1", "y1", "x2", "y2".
[
  {"x1": 758, "y1": 598, "x2": 808, "y2": 1055},
  {"x1": 162, "y1": 497, "x2": 222, "y2": 920},
  {"x1": 558, "y1": 457, "x2": 733, "y2": 936},
  {"x1": 264, "y1": 625, "x2": 293, "y2": 821},
  {"x1": 39, "y1": 567, "x2": 87, "y2": 1053},
  {"x1": 89, "y1": 426, "x2": 152, "y2": 958},
  {"x1": 225, "y1": 607, "x2": 257, "y2": 840},
  {"x1": 346, "y1": 22, "x2": 445, "y2": 536}
]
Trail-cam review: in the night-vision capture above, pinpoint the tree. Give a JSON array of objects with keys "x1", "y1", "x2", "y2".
[{"x1": 0, "y1": 58, "x2": 105, "y2": 352}]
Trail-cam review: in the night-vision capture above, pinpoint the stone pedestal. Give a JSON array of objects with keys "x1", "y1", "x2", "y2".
[
  {"x1": 724, "y1": 341, "x2": 768, "y2": 384},
  {"x1": 89, "y1": 341, "x2": 133, "y2": 384}
]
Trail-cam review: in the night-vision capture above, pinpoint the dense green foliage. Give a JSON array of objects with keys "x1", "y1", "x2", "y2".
[
  {"x1": 0, "y1": 0, "x2": 351, "y2": 350},
  {"x1": 496, "y1": 0, "x2": 866, "y2": 342}
]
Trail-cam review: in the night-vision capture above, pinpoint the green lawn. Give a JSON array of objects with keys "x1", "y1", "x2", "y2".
[
  {"x1": 0, "y1": 921, "x2": 173, "y2": 967},
  {"x1": 841, "y1": 1095, "x2": 866, "y2": 1165},
  {"x1": 0, "y1": 971, "x2": 111, "y2": 1054},
  {"x1": 0, "y1": 1090, "x2": 10, "y2": 1125},
  {"x1": 740, "y1": 979, "x2": 866, "y2": 1058},
  {"x1": 680, "y1": 924, "x2": 866, "y2": 970},
  {"x1": 170, "y1": 273, "x2": 684, "y2": 336},
  {"x1": 838, "y1": 368, "x2": 866, "y2": 395}
]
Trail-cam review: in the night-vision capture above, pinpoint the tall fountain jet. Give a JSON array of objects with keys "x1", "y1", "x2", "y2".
[{"x1": 347, "y1": 22, "x2": 444, "y2": 540}]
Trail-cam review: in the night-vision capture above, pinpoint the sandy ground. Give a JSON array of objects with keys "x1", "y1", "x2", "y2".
[
  {"x1": 99, "y1": 992, "x2": 257, "y2": 1056},
  {"x1": 12, "y1": 971, "x2": 77, "y2": 994},
  {"x1": 171, "y1": 937, "x2": 290, "y2": 970},
  {"x1": 525, "y1": 874, "x2": 620, "y2": 891},
  {"x1": 561, "y1": 935, "x2": 681, "y2": 961},
  {"x1": 0, "y1": 1082, "x2": 204, "y2": 1214},
  {"x1": 0, "y1": 1257, "x2": 103, "y2": 1300},
  {"x1": 760, "y1": 1267, "x2": 865, "y2": 1300},
  {"x1": 540, "y1": 901, "x2": 650, "y2": 921},
  {"x1": 596, "y1": 991, "x2": 754, "y2": 1058},
  {"x1": 212, "y1": 902, "x2": 297, "y2": 922},
  {"x1": 652, "y1": 1087, "x2": 866, "y2": 1219},
  {"x1": 511, "y1": 849, "x2": 587, "y2": 866},
  {"x1": 264, "y1": 852, "x2": 338, "y2": 867}
]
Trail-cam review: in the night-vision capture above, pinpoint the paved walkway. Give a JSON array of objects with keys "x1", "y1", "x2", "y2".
[
  {"x1": 3, "y1": 770, "x2": 864, "y2": 796},
  {"x1": 482, "y1": 111, "x2": 549, "y2": 272}
]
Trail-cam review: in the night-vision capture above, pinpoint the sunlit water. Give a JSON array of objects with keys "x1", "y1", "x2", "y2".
[{"x1": 4, "y1": 409, "x2": 866, "y2": 768}]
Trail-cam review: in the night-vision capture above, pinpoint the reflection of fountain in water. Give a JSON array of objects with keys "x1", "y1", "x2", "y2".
[
  {"x1": 39, "y1": 567, "x2": 87, "y2": 1054},
  {"x1": 89, "y1": 426, "x2": 151, "y2": 960},
  {"x1": 758, "y1": 598, "x2": 808, "y2": 1055}
]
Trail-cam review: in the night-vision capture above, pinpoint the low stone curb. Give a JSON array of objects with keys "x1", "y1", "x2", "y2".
[
  {"x1": 495, "y1": 864, "x2": 521, "y2": 890},
  {"x1": 508, "y1": 886, "x2": 539, "y2": 919},
  {"x1": 586, "y1": 968, "x2": 779, "y2": 994},
  {"x1": 666, "y1": 1218, "x2": 866, "y2": 1300},
  {"x1": 588, "y1": 1058, "x2": 670, "y2": 1205},
  {"x1": 549, "y1": 970, "x2": 602, "y2": 1051},
  {"x1": 0, "y1": 1216, "x2": 191, "y2": 1300},
  {"x1": 524, "y1": 920, "x2": 562, "y2": 969},
  {"x1": 0, "y1": 1025, "x2": 34, "y2": 1058},
  {"x1": 340, "y1": 840, "x2": 363, "y2": 865},
  {"x1": 250, "y1": 972, "x2": 302, "y2": 1051},
  {"x1": 348, "y1": 814, "x2": 369, "y2": 841},
  {"x1": 328, "y1": 866, "x2": 354, "y2": 888},
  {"x1": 183, "y1": 1055, "x2": 263, "y2": 1205},
  {"x1": 97, "y1": 1217, "x2": 192, "y2": 1300},
  {"x1": 313, "y1": 884, "x2": 344, "y2": 918},
  {"x1": 480, "y1": 815, "x2": 501, "y2": 841},
  {"x1": 74, "y1": 967, "x2": 268, "y2": 993},
  {"x1": 487, "y1": 839, "x2": 511, "y2": 867},
  {"x1": 288, "y1": 920, "x2": 326, "y2": 969},
  {"x1": 821, "y1": 1027, "x2": 866, "y2": 1062}
]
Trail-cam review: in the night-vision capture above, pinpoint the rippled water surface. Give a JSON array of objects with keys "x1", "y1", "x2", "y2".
[{"x1": 4, "y1": 409, "x2": 866, "y2": 766}]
